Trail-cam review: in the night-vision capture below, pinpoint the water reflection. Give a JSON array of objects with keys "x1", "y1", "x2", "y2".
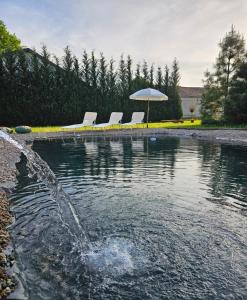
[
  {"x1": 33, "y1": 137, "x2": 247, "y2": 210},
  {"x1": 10, "y1": 136, "x2": 247, "y2": 300},
  {"x1": 34, "y1": 137, "x2": 247, "y2": 207},
  {"x1": 198, "y1": 142, "x2": 247, "y2": 208},
  {"x1": 34, "y1": 137, "x2": 182, "y2": 181}
]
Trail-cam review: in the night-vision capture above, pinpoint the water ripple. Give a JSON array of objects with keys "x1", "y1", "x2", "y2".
[{"x1": 10, "y1": 137, "x2": 247, "y2": 299}]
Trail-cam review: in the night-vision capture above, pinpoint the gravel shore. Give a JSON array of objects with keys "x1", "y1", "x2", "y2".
[
  {"x1": 0, "y1": 127, "x2": 247, "y2": 298},
  {"x1": 14, "y1": 128, "x2": 247, "y2": 146},
  {"x1": 0, "y1": 192, "x2": 16, "y2": 299},
  {"x1": 0, "y1": 139, "x2": 21, "y2": 299}
]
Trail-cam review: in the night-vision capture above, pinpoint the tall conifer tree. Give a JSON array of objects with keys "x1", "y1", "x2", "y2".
[
  {"x1": 202, "y1": 26, "x2": 246, "y2": 119},
  {"x1": 126, "y1": 55, "x2": 132, "y2": 93},
  {"x1": 118, "y1": 55, "x2": 127, "y2": 114},
  {"x1": 156, "y1": 67, "x2": 163, "y2": 90},
  {"x1": 142, "y1": 60, "x2": 149, "y2": 82},
  {"x1": 82, "y1": 50, "x2": 90, "y2": 85},
  {"x1": 90, "y1": 51, "x2": 98, "y2": 110},
  {"x1": 107, "y1": 58, "x2": 118, "y2": 113},
  {"x1": 150, "y1": 64, "x2": 154, "y2": 87},
  {"x1": 169, "y1": 58, "x2": 182, "y2": 119},
  {"x1": 225, "y1": 62, "x2": 247, "y2": 123}
]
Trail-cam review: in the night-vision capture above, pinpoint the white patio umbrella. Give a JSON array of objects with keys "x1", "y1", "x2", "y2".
[{"x1": 129, "y1": 88, "x2": 168, "y2": 128}]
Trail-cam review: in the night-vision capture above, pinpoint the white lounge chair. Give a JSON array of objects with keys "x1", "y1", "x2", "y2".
[
  {"x1": 94, "y1": 112, "x2": 123, "y2": 128},
  {"x1": 121, "y1": 112, "x2": 145, "y2": 126},
  {"x1": 62, "y1": 112, "x2": 97, "y2": 129}
]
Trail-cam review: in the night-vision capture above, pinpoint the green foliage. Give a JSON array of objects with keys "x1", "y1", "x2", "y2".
[
  {"x1": 82, "y1": 50, "x2": 90, "y2": 85},
  {"x1": 98, "y1": 52, "x2": 107, "y2": 120},
  {"x1": 225, "y1": 62, "x2": 247, "y2": 123},
  {"x1": 142, "y1": 60, "x2": 149, "y2": 82},
  {"x1": 202, "y1": 26, "x2": 246, "y2": 120},
  {"x1": 215, "y1": 26, "x2": 246, "y2": 98},
  {"x1": 0, "y1": 46, "x2": 182, "y2": 126},
  {"x1": 15, "y1": 126, "x2": 32, "y2": 134},
  {"x1": 201, "y1": 71, "x2": 224, "y2": 120},
  {"x1": 0, "y1": 20, "x2": 21, "y2": 54},
  {"x1": 164, "y1": 65, "x2": 169, "y2": 94},
  {"x1": 135, "y1": 64, "x2": 141, "y2": 79},
  {"x1": 106, "y1": 58, "x2": 117, "y2": 112},
  {"x1": 168, "y1": 59, "x2": 183, "y2": 119},
  {"x1": 156, "y1": 67, "x2": 163, "y2": 90},
  {"x1": 149, "y1": 64, "x2": 154, "y2": 87},
  {"x1": 126, "y1": 55, "x2": 132, "y2": 92}
]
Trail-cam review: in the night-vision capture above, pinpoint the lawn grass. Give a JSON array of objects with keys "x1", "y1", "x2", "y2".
[
  {"x1": 30, "y1": 119, "x2": 202, "y2": 133},
  {"x1": 13, "y1": 119, "x2": 247, "y2": 133}
]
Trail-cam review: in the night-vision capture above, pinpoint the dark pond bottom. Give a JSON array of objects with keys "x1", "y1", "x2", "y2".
[{"x1": 10, "y1": 136, "x2": 247, "y2": 299}]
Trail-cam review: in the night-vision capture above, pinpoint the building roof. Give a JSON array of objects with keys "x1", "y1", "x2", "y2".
[
  {"x1": 179, "y1": 86, "x2": 204, "y2": 98},
  {"x1": 22, "y1": 47, "x2": 58, "y2": 69},
  {"x1": 21, "y1": 48, "x2": 88, "y2": 87}
]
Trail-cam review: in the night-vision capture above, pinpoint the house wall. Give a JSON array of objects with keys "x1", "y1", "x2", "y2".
[{"x1": 181, "y1": 97, "x2": 201, "y2": 118}]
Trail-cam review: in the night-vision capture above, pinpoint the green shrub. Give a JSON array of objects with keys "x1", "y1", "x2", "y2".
[
  {"x1": 15, "y1": 126, "x2": 32, "y2": 134},
  {"x1": 201, "y1": 119, "x2": 227, "y2": 126}
]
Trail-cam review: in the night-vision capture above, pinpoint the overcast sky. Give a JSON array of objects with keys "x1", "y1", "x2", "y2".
[{"x1": 1, "y1": 0, "x2": 247, "y2": 86}]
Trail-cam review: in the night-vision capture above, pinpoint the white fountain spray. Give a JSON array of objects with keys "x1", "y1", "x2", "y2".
[
  {"x1": 0, "y1": 130, "x2": 24, "y2": 151},
  {"x1": 0, "y1": 130, "x2": 89, "y2": 248},
  {"x1": 0, "y1": 130, "x2": 138, "y2": 292}
]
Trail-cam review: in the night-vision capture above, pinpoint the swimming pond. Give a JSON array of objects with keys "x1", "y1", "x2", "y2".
[{"x1": 10, "y1": 136, "x2": 247, "y2": 299}]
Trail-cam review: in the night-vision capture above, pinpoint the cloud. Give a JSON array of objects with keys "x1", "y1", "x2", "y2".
[{"x1": 1, "y1": 0, "x2": 247, "y2": 86}]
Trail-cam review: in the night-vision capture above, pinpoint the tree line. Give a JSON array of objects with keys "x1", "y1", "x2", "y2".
[
  {"x1": 201, "y1": 26, "x2": 247, "y2": 123},
  {"x1": 0, "y1": 20, "x2": 182, "y2": 127}
]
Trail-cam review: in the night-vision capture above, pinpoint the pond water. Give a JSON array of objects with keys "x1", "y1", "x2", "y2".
[{"x1": 10, "y1": 136, "x2": 247, "y2": 299}]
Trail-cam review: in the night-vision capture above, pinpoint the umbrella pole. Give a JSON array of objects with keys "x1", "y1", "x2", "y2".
[{"x1": 147, "y1": 100, "x2": 150, "y2": 128}]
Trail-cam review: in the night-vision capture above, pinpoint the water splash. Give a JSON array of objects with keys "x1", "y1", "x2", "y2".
[
  {"x1": 82, "y1": 237, "x2": 149, "y2": 278},
  {"x1": 84, "y1": 239, "x2": 134, "y2": 276},
  {"x1": 0, "y1": 131, "x2": 147, "y2": 295},
  {"x1": 0, "y1": 130, "x2": 87, "y2": 246},
  {"x1": 0, "y1": 130, "x2": 24, "y2": 151}
]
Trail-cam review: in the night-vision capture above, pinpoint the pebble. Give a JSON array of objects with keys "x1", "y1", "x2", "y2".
[{"x1": 0, "y1": 191, "x2": 17, "y2": 298}]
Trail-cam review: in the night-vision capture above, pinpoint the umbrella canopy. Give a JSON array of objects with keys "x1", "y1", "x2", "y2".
[
  {"x1": 129, "y1": 88, "x2": 168, "y2": 127},
  {"x1": 129, "y1": 88, "x2": 168, "y2": 101}
]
